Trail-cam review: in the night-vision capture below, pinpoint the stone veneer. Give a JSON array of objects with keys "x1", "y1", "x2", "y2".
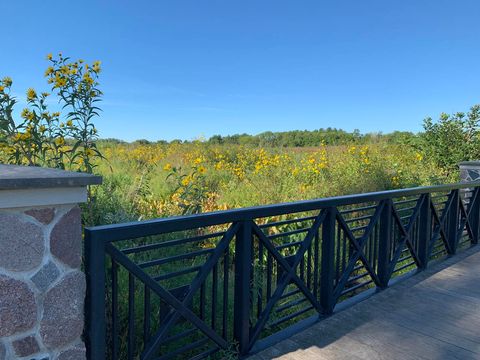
[
  {"x1": 459, "y1": 161, "x2": 480, "y2": 183},
  {"x1": 0, "y1": 165, "x2": 101, "y2": 360}
]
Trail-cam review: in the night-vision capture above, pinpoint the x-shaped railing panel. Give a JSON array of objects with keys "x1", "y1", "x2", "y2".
[
  {"x1": 387, "y1": 196, "x2": 424, "y2": 273},
  {"x1": 247, "y1": 211, "x2": 326, "y2": 349},
  {"x1": 106, "y1": 223, "x2": 239, "y2": 360},
  {"x1": 429, "y1": 193, "x2": 454, "y2": 256},
  {"x1": 457, "y1": 195, "x2": 475, "y2": 245},
  {"x1": 333, "y1": 203, "x2": 384, "y2": 300}
]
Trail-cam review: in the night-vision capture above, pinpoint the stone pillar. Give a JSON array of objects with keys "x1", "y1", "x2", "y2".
[
  {"x1": 0, "y1": 165, "x2": 101, "y2": 360},
  {"x1": 459, "y1": 161, "x2": 480, "y2": 183},
  {"x1": 459, "y1": 161, "x2": 480, "y2": 204}
]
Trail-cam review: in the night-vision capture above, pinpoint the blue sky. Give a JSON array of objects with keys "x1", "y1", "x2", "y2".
[{"x1": 1, "y1": 1, "x2": 479, "y2": 141}]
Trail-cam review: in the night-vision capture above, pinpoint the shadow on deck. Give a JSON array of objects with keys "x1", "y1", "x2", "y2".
[{"x1": 249, "y1": 245, "x2": 480, "y2": 360}]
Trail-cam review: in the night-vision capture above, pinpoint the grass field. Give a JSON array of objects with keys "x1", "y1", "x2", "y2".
[{"x1": 86, "y1": 140, "x2": 452, "y2": 227}]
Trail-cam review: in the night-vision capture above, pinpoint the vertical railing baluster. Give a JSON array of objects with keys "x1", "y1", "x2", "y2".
[
  {"x1": 320, "y1": 207, "x2": 336, "y2": 315},
  {"x1": 307, "y1": 242, "x2": 312, "y2": 290},
  {"x1": 313, "y1": 232, "x2": 319, "y2": 300},
  {"x1": 257, "y1": 240, "x2": 264, "y2": 318},
  {"x1": 266, "y1": 253, "x2": 272, "y2": 300},
  {"x1": 222, "y1": 250, "x2": 229, "y2": 340},
  {"x1": 143, "y1": 284, "x2": 150, "y2": 347},
  {"x1": 335, "y1": 225, "x2": 341, "y2": 285},
  {"x1": 128, "y1": 273, "x2": 135, "y2": 360},
  {"x1": 234, "y1": 220, "x2": 253, "y2": 356},
  {"x1": 447, "y1": 190, "x2": 460, "y2": 254},
  {"x1": 112, "y1": 260, "x2": 119, "y2": 360},
  {"x1": 373, "y1": 223, "x2": 379, "y2": 271},
  {"x1": 84, "y1": 229, "x2": 106, "y2": 360},
  {"x1": 200, "y1": 282, "x2": 206, "y2": 320},
  {"x1": 212, "y1": 263, "x2": 218, "y2": 331},
  {"x1": 418, "y1": 193, "x2": 432, "y2": 268},
  {"x1": 468, "y1": 187, "x2": 480, "y2": 244},
  {"x1": 377, "y1": 199, "x2": 392, "y2": 288}
]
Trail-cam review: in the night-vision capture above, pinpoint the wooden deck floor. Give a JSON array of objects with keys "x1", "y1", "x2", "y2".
[{"x1": 249, "y1": 246, "x2": 480, "y2": 360}]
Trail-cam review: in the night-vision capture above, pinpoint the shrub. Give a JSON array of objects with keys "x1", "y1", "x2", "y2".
[{"x1": 422, "y1": 105, "x2": 480, "y2": 177}]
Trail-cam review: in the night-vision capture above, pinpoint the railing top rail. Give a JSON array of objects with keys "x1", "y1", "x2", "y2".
[{"x1": 85, "y1": 181, "x2": 480, "y2": 242}]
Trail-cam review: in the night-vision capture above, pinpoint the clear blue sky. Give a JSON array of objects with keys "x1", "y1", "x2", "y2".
[{"x1": 1, "y1": 1, "x2": 479, "y2": 141}]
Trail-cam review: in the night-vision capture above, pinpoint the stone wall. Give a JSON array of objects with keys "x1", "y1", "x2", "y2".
[
  {"x1": 0, "y1": 205, "x2": 85, "y2": 360},
  {"x1": 0, "y1": 164, "x2": 101, "y2": 360}
]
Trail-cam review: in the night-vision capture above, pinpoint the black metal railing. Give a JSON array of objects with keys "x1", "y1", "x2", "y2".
[{"x1": 85, "y1": 182, "x2": 480, "y2": 360}]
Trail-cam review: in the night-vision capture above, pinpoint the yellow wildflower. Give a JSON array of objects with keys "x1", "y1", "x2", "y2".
[
  {"x1": 21, "y1": 108, "x2": 31, "y2": 119},
  {"x1": 0, "y1": 86, "x2": 4, "y2": 92},
  {"x1": 55, "y1": 137, "x2": 65, "y2": 146},
  {"x1": 92, "y1": 61, "x2": 101, "y2": 73},
  {"x1": 66, "y1": 120, "x2": 73, "y2": 127},
  {"x1": 44, "y1": 66, "x2": 54, "y2": 77},
  {"x1": 54, "y1": 75, "x2": 67, "y2": 88},
  {"x1": 82, "y1": 73, "x2": 94, "y2": 85},
  {"x1": 46, "y1": 53, "x2": 53, "y2": 60},
  {"x1": 163, "y1": 163, "x2": 172, "y2": 171},
  {"x1": 198, "y1": 166, "x2": 206, "y2": 174},
  {"x1": 2, "y1": 77, "x2": 12, "y2": 87},
  {"x1": 26, "y1": 88, "x2": 37, "y2": 101},
  {"x1": 181, "y1": 176, "x2": 191, "y2": 186}
]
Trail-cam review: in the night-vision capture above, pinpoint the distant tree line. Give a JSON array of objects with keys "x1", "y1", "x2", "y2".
[
  {"x1": 206, "y1": 128, "x2": 419, "y2": 147},
  {"x1": 99, "y1": 128, "x2": 420, "y2": 147}
]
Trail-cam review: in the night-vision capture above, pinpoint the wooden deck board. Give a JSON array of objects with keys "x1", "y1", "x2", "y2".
[{"x1": 250, "y1": 246, "x2": 480, "y2": 360}]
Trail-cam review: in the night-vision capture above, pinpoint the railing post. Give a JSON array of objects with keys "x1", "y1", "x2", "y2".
[
  {"x1": 377, "y1": 199, "x2": 392, "y2": 288},
  {"x1": 320, "y1": 207, "x2": 336, "y2": 315},
  {"x1": 84, "y1": 229, "x2": 106, "y2": 360},
  {"x1": 447, "y1": 190, "x2": 460, "y2": 254},
  {"x1": 418, "y1": 193, "x2": 432, "y2": 269},
  {"x1": 233, "y1": 220, "x2": 253, "y2": 356},
  {"x1": 468, "y1": 187, "x2": 480, "y2": 245}
]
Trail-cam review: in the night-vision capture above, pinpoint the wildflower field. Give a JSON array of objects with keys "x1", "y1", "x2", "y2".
[{"x1": 85, "y1": 139, "x2": 449, "y2": 227}]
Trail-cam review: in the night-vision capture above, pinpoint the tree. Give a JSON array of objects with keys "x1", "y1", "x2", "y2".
[{"x1": 422, "y1": 105, "x2": 480, "y2": 176}]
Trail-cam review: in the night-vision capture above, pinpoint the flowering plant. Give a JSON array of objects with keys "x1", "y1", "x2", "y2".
[
  {"x1": 0, "y1": 53, "x2": 103, "y2": 173},
  {"x1": 166, "y1": 158, "x2": 208, "y2": 214}
]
